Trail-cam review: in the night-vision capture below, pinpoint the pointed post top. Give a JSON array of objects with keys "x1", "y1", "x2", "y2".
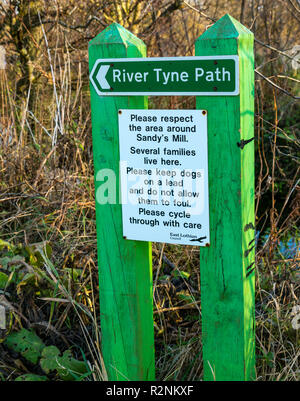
[
  {"x1": 89, "y1": 22, "x2": 145, "y2": 48},
  {"x1": 196, "y1": 14, "x2": 253, "y2": 42}
]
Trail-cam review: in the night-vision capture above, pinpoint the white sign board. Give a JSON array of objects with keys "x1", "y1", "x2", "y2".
[{"x1": 119, "y1": 109, "x2": 210, "y2": 246}]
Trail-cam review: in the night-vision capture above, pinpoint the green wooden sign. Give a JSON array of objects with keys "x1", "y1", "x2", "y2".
[
  {"x1": 89, "y1": 14, "x2": 255, "y2": 382},
  {"x1": 89, "y1": 21, "x2": 155, "y2": 382},
  {"x1": 89, "y1": 56, "x2": 239, "y2": 96},
  {"x1": 196, "y1": 14, "x2": 255, "y2": 381}
]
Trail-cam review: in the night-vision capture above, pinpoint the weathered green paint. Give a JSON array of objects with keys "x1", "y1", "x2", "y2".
[
  {"x1": 196, "y1": 14, "x2": 255, "y2": 381},
  {"x1": 89, "y1": 23, "x2": 155, "y2": 381}
]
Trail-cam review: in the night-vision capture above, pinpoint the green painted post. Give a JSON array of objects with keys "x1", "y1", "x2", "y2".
[
  {"x1": 88, "y1": 23, "x2": 155, "y2": 381},
  {"x1": 196, "y1": 14, "x2": 255, "y2": 380}
]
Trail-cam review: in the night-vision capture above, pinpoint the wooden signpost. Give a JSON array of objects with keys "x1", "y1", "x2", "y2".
[
  {"x1": 89, "y1": 14, "x2": 255, "y2": 381},
  {"x1": 196, "y1": 14, "x2": 255, "y2": 381},
  {"x1": 89, "y1": 23, "x2": 155, "y2": 381}
]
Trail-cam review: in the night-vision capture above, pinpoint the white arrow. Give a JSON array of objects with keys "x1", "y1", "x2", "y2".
[{"x1": 96, "y1": 64, "x2": 110, "y2": 90}]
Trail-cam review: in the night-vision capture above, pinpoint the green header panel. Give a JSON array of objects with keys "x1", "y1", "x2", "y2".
[{"x1": 90, "y1": 56, "x2": 239, "y2": 96}]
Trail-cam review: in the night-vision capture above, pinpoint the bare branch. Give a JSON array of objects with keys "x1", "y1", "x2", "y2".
[
  {"x1": 183, "y1": 1, "x2": 296, "y2": 62},
  {"x1": 287, "y1": 0, "x2": 300, "y2": 13},
  {"x1": 255, "y1": 69, "x2": 300, "y2": 100},
  {"x1": 183, "y1": 0, "x2": 216, "y2": 22},
  {"x1": 33, "y1": 15, "x2": 105, "y2": 31},
  {"x1": 254, "y1": 38, "x2": 295, "y2": 61}
]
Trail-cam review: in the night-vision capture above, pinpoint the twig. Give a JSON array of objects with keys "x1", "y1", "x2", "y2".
[
  {"x1": 183, "y1": 1, "x2": 297, "y2": 62},
  {"x1": 254, "y1": 38, "x2": 295, "y2": 61},
  {"x1": 255, "y1": 69, "x2": 300, "y2": 99},
  {"x1": 183, "y1": 1, "x2": 216, "y2": 22},
  {"x1": 154, "y1": 300, "x2": 201, "y2": 314},
  {"x1": 34, "y1": 15, "x2": 105, "y2": 31}
]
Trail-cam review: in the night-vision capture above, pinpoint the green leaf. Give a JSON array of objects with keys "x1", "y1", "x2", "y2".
[
  {"x1": 4, "y1": 329, "x2": 46, "y2": 364},
  {"x1": 0, "y1": 240, "x2": 12, "y2": 251},
  {"x1": 0, "y1": 257, "x2": 11, "y2": 269},
  {"x1": 0, "y1": 255, "x2": 25, "y2": 270},
  {"x1": 58, "y1": 350, "x2": 89, "y2": 380},
  {"x1": 0, "y1": 272, "x2": 9, "y2": 289},
  {"x1": 40, "y1": 345, "x2": 89, "y2": 381},
  {"x1": 40, "y1": 345, "x2": 61, "y2": 373},
  {"x1": 16, "y1": 272, "x2": 39, "y2": 295},
  {"x1": 172, "y1": 270, "x2": 190, "y2": 279},
  {"x1": 15, "y1": 374, "x2": 48, "y2": 381},
  {"x1": 177, "y1": 292, "x2": 195, "y2": 303},
  {"x1": 24, "y1": 242, "x2": 52, "y2": 268}
]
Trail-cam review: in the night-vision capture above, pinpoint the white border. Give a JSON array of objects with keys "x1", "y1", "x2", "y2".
[
  {"x1": 90, "y1": 56, "x2": 239, "y2": 96},
  {"x1": 118, "y1": 109, "x2": 210, "y2": 246}
]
